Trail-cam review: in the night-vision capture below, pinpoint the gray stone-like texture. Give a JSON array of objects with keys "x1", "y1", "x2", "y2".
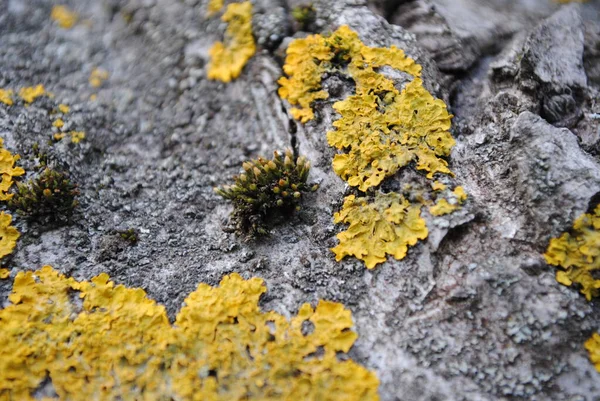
[{"x1": 1, "y1": 0, "x2": 600, "y2": 400}]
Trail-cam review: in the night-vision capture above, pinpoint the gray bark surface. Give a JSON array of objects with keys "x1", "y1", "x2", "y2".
[{"x1": 1, "y1": 0, "x2": 599, "y2": 400}]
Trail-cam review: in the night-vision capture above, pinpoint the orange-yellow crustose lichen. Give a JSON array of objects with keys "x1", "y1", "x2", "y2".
[
  {"x1": 0, "y1": 212, "x2": 19, "y2": 260},
  {"x1": 0, "y1": 268, "x2": 9, "y2": 279},
  {"x1": 51, "y1": 5, "x2": 78, "y2": 29},
  {"x1": 0, "y1": 138, "x2": 25, "y2": 201},
  {"x1": 429, "y1": 186, "x2": 468, "y2": 216},
  {"x1": 0, "y1": 266, "x2": 379, "y2": 400},
  {"x1": 207, "y1": 0, "x2": 224, "y2": 16},
  {"x1": 278, "y1": 26, "x2": 454, "y2": 191},
  {"x1": 585, "y1": 333, "x2": 600, "y2": 373},
  {"x1": 0, "y1": 89, "x2": 14, "y2": 106},
  {"x1": 332, "y1": 192, "x2": 428, "y2": 269},
  {"x1": 544, "y1": 205, "x2": 600, "y2": 373},
  {"x1": 18, "y1": 85, "x2": 46, "y2": 104},
  {"x1": 207, "y1": 1, "x2": 256, "y2": 83},
  {"x1": 544, "y1": 205, "x2": 600, "y2": 301}
]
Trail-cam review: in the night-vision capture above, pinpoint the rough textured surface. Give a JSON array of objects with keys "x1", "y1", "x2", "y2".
[{"x1": 1, "y1": 0, "x2": 600, "y2": 400}]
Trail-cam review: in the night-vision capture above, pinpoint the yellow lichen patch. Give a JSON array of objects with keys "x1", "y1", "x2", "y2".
[
  {"x1": 0, "y1": 89, "x2": 14, "y2": 106},
  {"x1": 279, "y1": 26, "x2": 453, "y2": 190},
  {"x1": 207, "y1": 1, "x2": 256, "y2": 83},
  {"x1": 52, "y1": 119, "x2": 64, "y2": 129},
  {"x1": 207, "y1": 0, "x2": 224, "y2": 16},
  {"x1": 58, "y1": 103, "x2": 70, "y2": 113},
  {"x1": 0, "y1": 268, "x2": 9, "y2": 279},
  {"x1": 70, "y1": 131, "x2": 85, "y2": 144},
  {"x1": 429, "y1": 199, "x2": 458, "y2": 216},
  {"x1": 53, "y1": 133, "x2": 66, "y2": 141},
  {"x1": 89, "y1": 68, "x2": 109, "y2": 88},
  {"x1": 432, "y1": 181, "x2": 447, "y2": 191},
  {"x1": 429, "y1": 186, "x2": 468, "y2": 216},
  {"x1": 0, "y1": 266, "x2": 379, "y2": 400},
  {"x1": 544, "y1": 205, "x2": 600, "y2": 301},
  {"x1": 18, "y1": 85, "x2": 46, "y2": 104},
  {"x1": 0, "y1": 212, "x2": 19, "y2": 260},
  {"x1": 332, "y1": 192, "x2": 428, "y2": 269},
  {"x1": 51, "y1": 5, "x2": 78, "y2": 29},
  {"x1": 329, "y1": 78, "x2": 454, "y2": 190},
  {"x1": 453, "y1": 186, "x2": 467, "y2": 202},
  {"x1": 0, "y1": 139, "x2": 25, "y2": 201},
  {"x1": 585, "y1": 333, "x2": 600, "y2": 372}
]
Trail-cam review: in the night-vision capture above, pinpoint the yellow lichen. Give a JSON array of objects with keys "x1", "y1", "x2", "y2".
[
  {"x1": 89, "y1": 68, "x2": 109, "y2": 88},
  {"x1": 0, "y1": 89, "x2": 14, "y2": 106},
  {"x1": 53, "y1": 119, "x2": 64, "y2": 128},
  {"x1": 544, "y1": 205, "x2": 600, "y2": 301},
  {"x1": 0, "y1": 212, "x2": 19, "y2": 260},
  {"x1": 58, "y1": 104, "x2": 70, "y2": 113},
  {"x1": 0, "y1": 268, "x2": 9, "y2": 279},
  {"x1": 453, "y1": 186, "x2": 467, "y2": 202},
  {"x1": 207, "y1": 1, "x2": 256, "y2": 83},
  {"x1": 279, "y1": 26, "x2": 454, "y2": 191},
  {"x1": 0, "y1": 266, "x2": 379, "y2": 400},
  {"x1": 332, "y1": 192, "x2": 428, "y2": 269},
  {"x1": 18, "y1": 85, "x2": 46, "y2": 104},
  {"x1": 429, "y1": 186, "x2": 468, "y2": 216},
  {"x1": 207, "y1": 0, "x2": 224, "y2": 16},
  {"x1": 53, "y1": 133, "x2": 66, "y2": 141},
  {"x1": 0, "y1": 138, "x2": 25, "y2": 201},
  {"x1": 585, "y1": 333, "x2": 600, "y2": 373},
  {"x1": 429, "y1": 199, "x2": 457, "y2": 216},
  {"x1": 432, "y1": 181, "x2": 446, "y2": 191},
  {"x1": 70, "y1": 131, "x2": 85, "y2": 144},
  {"x1": 51, "y1": 5, "x2": 78, "y2": 29}
]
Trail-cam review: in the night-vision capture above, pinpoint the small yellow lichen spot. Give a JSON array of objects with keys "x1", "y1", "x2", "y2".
[
  {"x1": 0, "y1": 268, "x2": 9, "y2": 279},
  {"x1": 429, "y1": 186, "x2": 467, "y2": 216},
  {"x1": 585, "y1": 333, "x2": 600, "y2": 372},
  {"x1": 89, "y1": 68, "x2": 109, "y2": 88},
  {"x1": 332, "y1": 192, "x2": 428, "y2": 269},
  {"x1": 0, "y1": 212, "x2": 19, "y2": 260},
  {"x1": 51, "y1": 5, "x2": 78, "y2": 29},
  {"x1": 53, "y1": 119, "x2": 64, "y2": 129},
  {"x1": 53, "y1": 133, "x2": 66, "y2": 141},
  {"x1": 429, "y1": 199, "x2": 458, "y2": 216},
  {"x1": 18, "y1": 85, "x2": 46, "y2": 104},
  {"x1": 70, "y1": 131, "x2": 85, "y2": 144},
  {"x1": 89, "y1": 94, "x2": 97, "y2": 101},
  {"x1": 0, "y1": 89, "x2": 14, "y2": 106},
  {"x1": 207, "y1": 1, "x2": 256, "y2": 83},
  {"x1": 544, "y1": 205, "x2": 600, "y2": 300},
  {"x1": 0, "y1": 266, "x2": 379, "y2": 400},
  {"x1": 453, "y1": 186, "x2": 467, "y2": 202},
  {"x1": 58, "y1": 103, "x2": 70, "y2": 113},
  {"x1": 207, "y1": 0, "x2": 224, "y2": 16},
  {"x1": 432, "y1": 181, "x2": 447, "y2": 191}
]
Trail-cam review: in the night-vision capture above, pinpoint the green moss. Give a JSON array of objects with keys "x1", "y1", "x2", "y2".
[
  {"x1": 291, "y1": 4, "x2": 316, "y2": 30},
  {"x1": 117, "y1": 228, "x2": 139, "y2": 245},
  {"x1": 215, "y1": 149, "x2": 317, "y2": 237},
  {"x1": 8, "y1": 168, "x2": 79, "y2": 223}
]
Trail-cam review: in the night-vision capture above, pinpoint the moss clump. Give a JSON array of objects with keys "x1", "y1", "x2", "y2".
[
  {"x1": 291, "y1": 4, "x2": 316, "y2": 30},
  {"x1": 8, "y1": 168, "x2": 79, "y2": 223},
  {"x1": 117, "y1": 228, "x2": 139, "y2": 245},
  {"x1": 215, "y1": 149, "x2": 317, "y2": 236}
]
